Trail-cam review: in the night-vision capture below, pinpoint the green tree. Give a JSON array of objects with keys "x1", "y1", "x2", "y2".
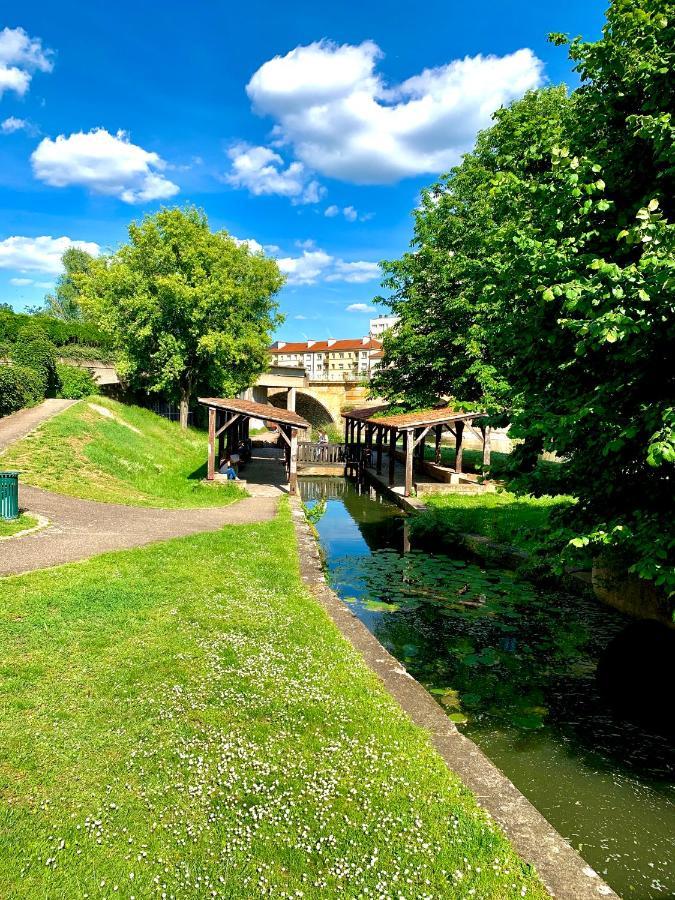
[
  {"x1": 80, "y1": 206, "x2": 284, "y2": 427},
  {"x1": 375, "y1": 0, "x2": 675, "y2": 595},
  {"x1": 44, "y1": 247, "x2": 96, "y2": 321}
]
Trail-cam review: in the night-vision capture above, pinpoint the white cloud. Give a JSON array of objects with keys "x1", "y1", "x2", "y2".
[
  {"x1": 277, "y1": 246, "x2": 380, "y2": 286},
  {"x1": 31, "y1": 128, "x2": 179, "y2": 203},
  {"x1": 9, "y1": 277, "x2": 33, "y2": 286},
  {"x1": 294, "y1": 314, "x2": 307, "y2": 320},
  {"x1": 346, "y1": 302, "x2": 375, "y2": 313},
  {"x1": 343, "y1": 205, "x2": 358, "y2": 222},
  {"x1": 324, "y1": 204, "x2": 365, "y2": 222},
  {"x1": 246, "y1": 40, "x2": 543, "y2": 184},
  {"x1": 326, "y1": 260, "x2": 380, "y2": 283},
  {"x1": 1, "y1": 116, "x2": 28, "y2": 134},
  {"x1": 0, "y1": 235, "x2": 100, "y2": 275},
  {"x1": 277, "y1": 249, "x2": 333, "y2": 285},
  {"x1": 324, "y1": 205, "x2": 339, "y2": 218},
  {"x1": 0, "y1": 26, "x2": 53, "y2": 99},
  {"x1": 226, "y1": 143, "x2": 324, "y2": 204},
  {"x1": 231, "y1": 235, "x2": 265, "y2": 254}
]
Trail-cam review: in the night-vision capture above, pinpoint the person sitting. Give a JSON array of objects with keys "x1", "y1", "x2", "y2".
[{"x1": 219, "y1": 457, "x2": 239, "y2": 480}]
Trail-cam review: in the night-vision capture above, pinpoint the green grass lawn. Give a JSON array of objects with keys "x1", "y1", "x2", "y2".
[
  {"x1": 418, "y1": 490, "x2": 574, "y2": 551},
  {"x1": 0, "y1": 502, "x2": 545, "y2": 899},
  {"x1": 0, "y1": 397, "x2": 245, "y2": 508},
  {"x1": 0, "y1": 513, "x2": 37, "y2": 538}
]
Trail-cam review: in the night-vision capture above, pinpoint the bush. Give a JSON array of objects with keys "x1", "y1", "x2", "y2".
[
  {"x1": 11, "y1": 334, "x2": 58, "y2": 395},
  {"x1": 0, "y1": 364, "x2": 44, "y2": 416},
  {"x1": 58, "y1": 344, "x2": 115, "y2": 363},
  {"x1": 56, "y1": 362, "x2": 96, "y2": 399},
  {"x1": 0, "y1": 308, "x2": 112, "y2": 350}
]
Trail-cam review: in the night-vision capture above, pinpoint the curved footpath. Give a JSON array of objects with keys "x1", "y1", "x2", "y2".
[
  {"x1": 0, "y1": 484, "x2": 277, "y2": 577},
  {"x1": 0, "y1": 398, "x2": 78, "y2": 451}
]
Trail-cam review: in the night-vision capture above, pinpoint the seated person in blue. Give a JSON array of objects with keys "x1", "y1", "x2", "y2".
[{"x1": 219, "y1": 457, "x2": 239, "y2": 480}]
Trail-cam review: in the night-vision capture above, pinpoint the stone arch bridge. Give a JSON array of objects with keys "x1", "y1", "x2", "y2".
[{"x1": 250, "y1": 366, "x2": 372, "y2": 428}]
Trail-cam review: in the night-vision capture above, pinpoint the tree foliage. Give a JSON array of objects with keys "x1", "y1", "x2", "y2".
[
  {"x1": 374, "y1": 0, "x2": 675, "y2": 594},
  {"x1": 79, "y1": 206, "x2": 284, "y2": 426},
  {"x1": 44, "y1": 247, "x2": 96, "y2": 321}
]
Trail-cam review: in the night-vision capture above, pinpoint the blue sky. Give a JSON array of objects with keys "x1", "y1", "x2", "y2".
[{"x1": 1, "y1": 0, "x2": 606, "y2": 340}]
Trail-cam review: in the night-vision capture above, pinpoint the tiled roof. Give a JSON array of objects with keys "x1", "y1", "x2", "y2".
[
  {"x1": 198, "y1": 397, "x2": 310, "y2": 429},
  {"x1": 343, "y1": 405, "x2": 486, "y2": 430},
  {"x1": 270, "y1": 339, "x2": 382, "y2": 353}
]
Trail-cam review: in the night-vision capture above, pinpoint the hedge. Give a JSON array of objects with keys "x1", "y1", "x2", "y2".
[
  {"x1": 0, "y1": 364, "x2": 44, "y2": 416},
  {"x1": 0, "y1": 308, "x2": 111, "y2": 350},
  {"x1": 11, "y1": 334, "x2": 59, "y2": 396},
  {"x1": 56, "y1": 362, "x2": 96, "y2": 399}
]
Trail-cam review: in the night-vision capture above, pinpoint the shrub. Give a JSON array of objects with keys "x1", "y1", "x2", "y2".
[
  {"x1": 0, "y1": 364, "x2": 44, "y2": 416},
  {"x1": 11, "y1": 334, "x2": 58, "y2": 396},
  {"x1": 56, "y1": 362, "x2": 96, "y2": 399}
]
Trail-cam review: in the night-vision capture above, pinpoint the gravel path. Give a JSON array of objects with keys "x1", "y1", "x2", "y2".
[
  {"x1": 0, "y1": 484, "x2": 278, "y2": 577},
  {"x1": 0, "y1": 399, "x2": 78, "y2": 452}
]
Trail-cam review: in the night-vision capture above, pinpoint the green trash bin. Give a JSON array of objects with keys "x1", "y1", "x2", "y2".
[{"x1": 0, "y1": 471, "x2": 20, "y2": 520}]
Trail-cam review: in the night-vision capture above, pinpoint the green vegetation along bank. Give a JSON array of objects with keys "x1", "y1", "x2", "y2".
[
  {"x1": 0, "y1": 513, "x2": 38, "y2": 539},
  {"x1": 0, "y1": 503, "x2": 546, "y2": 898},
  {"x1": 0, "y1": 397, "x2": 245, "y2": 508}
]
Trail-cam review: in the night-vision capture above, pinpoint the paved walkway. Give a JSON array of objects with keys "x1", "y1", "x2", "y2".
[
  {"x1": 0, "y1": 398, "x2": 78, "y2": 452},
  {"x1": 0, "y1": 404, "x2": 285, "y2": 577},
  {"x1": 0, "y1": 485, "x2": 278, "y2": 577}
]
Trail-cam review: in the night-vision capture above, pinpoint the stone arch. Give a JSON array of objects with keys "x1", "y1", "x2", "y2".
[{"x1": 268, "y1": 390, "x2": 336, "y2": 427}]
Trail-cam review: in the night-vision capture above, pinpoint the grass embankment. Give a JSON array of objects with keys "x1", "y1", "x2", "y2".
[
  {"x1": 0, "y1": 503, "x2": 545, "y2": 898},
  {"x1": 0, "y1": 513, "x2": 37, "y2": 538},
  {"x1": 0, "y1": 397, "x2": 245, "y2": 508},
  {"x1": 418, "y1": 491, "x2": 574, "y2": 552}
]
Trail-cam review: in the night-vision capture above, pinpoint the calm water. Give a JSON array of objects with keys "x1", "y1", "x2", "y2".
[{"x1": 300, "y1": 477, "x2": 675, "y2": 899}]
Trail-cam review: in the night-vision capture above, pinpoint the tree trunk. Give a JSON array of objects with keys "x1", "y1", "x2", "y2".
[{"x1": 179, "y1": 381, "x2": 191, "y2": 429}]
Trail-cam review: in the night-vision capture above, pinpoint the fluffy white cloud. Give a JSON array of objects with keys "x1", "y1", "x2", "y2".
[
  {"x1": 324, "y1": 204, "x2": 365, "y2": 222},
  {"x1": 0, "y1": 235, "x2": 100, "y2": 275},
  {"x1": 277, "y1": 246, "x2": 380, "y2": 286},
  {"x1": 0, "y1": 26, "x2": 53, "y2": 99},
  {"x1": 9, "y1": 277, "x2": 33, "y2": 286},
  {"x1": 324, "y1": 205, "x2": 340, "y2": 218},
  {"x1": 1, "y1": 116, "x2": 28, "y2": 134},
  {"x1": 346, "y1": 302, "x2": 375, "y2": 312},
  {"x1": 326, "y1": 260, "x2": 380, "y2": 283},
  {"x1": 246, "y1": 40, "x2": 543, "y2": 184},
  {"x1": 31, "y1": 128, "x2": 179, "y2": 203},
  {"x1": 226, "y1": 143, "x2": 324, "y2": 204},
  {"x1": 230, "y1": 235, "x2": 265, "y2": 254}
]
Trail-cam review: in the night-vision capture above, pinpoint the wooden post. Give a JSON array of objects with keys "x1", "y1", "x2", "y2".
[
  {"x1": 418, "y1": 429, "x2": 426, "y2": 472},
  {"x1": 344, "y1": 416, "x2": 349, "y2": 445},
  {"x1": 481, "y1": 425, "x2": 491, "y2": 474},
  {"x1": 404, "y1": 430, "x2": 413, "y2": 497},
  {"x1": 455, "y1": 420, "x2": 464, "y2": 474},
  {"x1": 217, "y1": 410, "x2": 225, "y2": 466},
  {"x1": 376, "y1": 426, "x2": 383, "y2": 475},
  {"x1": 435, "y1": 425, "x2": 442, "y2": 464},
  {"x1": 207, "y1": 406, "x2": 216, "y2": 480},
  {"x1": 289, "y1": 428, "x2": 298, "y2": 494},
  {"x1": 389, "y1": 428, "x2": 396, "y2": 486}
]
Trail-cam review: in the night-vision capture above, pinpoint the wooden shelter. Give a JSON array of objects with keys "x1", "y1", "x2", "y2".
[
  {"x1": 198, "y1": 397, "x2": 310, "y2": 494},
  {"x1": 342, "y1": 405, "x2": 489, "y2": 497}
]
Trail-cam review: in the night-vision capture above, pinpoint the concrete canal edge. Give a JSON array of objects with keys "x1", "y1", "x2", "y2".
[{"x1": 290, "y1": 498, "x2": 618, "y2": 900}]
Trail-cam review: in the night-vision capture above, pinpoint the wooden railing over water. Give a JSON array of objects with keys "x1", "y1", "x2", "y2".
[{"x1": 297, "y1": 442, "x2": 345, "y2": 465}]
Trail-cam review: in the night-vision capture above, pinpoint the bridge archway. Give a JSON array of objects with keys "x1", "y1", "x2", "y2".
[{"x1": 268, "y1": 390, "x2": 336, "y2": 429}]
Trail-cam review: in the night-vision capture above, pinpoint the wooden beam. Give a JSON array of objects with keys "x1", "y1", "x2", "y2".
[
  {"x1": 376, "y1": 426, "x2": 383, "y2": 475},
  {"x1": 217, "y1": 410, "x2": 225, "y2": 465},
  {"x1": 412, "y1": 424, "x2": 434, "y2": 449},
  {"x1": 404, "y1": 430, "x2": 413, "y2": 497},
  {"x1": 434, "y1": 424, "x2": 442, "y2": 464},
  {"x1": 455, "y1": 420, "x2": 464, "y2": 474},
  {"x1": 277, "y1": 427, "x2": 291, "y2": 447},
  {"x1": 289, "y1": 428, "x2": 298, "y2": 494},
  {"x1": 207, "y1": 406, "x2": 216, "y2": 480},
  {"x1": 388, "y1": 428, "x2": 396, "y2": 486},
  {"x1": 481, "y1": 425, "x2": 492, "y2": 473},
  {"x1": 215, "y1": 412, "x2": 240, "y2": 438}
]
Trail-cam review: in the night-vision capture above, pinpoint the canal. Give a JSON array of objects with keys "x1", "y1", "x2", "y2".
[{"x1": 300, "y1": 477, "x2": 675, "y2": 899}]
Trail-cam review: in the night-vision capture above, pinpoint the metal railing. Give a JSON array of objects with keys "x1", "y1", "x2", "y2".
[{"x1": 297, "y1": 442, "x2": 345, "y2": 464}]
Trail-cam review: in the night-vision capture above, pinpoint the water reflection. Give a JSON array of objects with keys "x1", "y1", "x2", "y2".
[{"x1": 301, "y1": 477, "x2": 675, "y2": 899}]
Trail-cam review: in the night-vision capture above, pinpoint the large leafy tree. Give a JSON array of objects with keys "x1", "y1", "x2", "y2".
[
  {"x1": 374, "y1": 0, "x2": 675, "y2": 594},
  {"x1": 80, "y1": 206, "x2": 284, "y2": 427},
  {"x1": 44, "y1": 247, "x2": 95, "y2": 321}
]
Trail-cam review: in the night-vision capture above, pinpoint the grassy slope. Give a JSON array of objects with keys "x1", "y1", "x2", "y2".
[
  {"x1": 0, "y1": 503, "x2": 545, "y2": 899},
  {"x1": 0, "y1": 513, "x2": 37, "y2": 538},
  {"x1": 421, "y1": 491, "x2": 573, "y2": 550},
  {"x1": 0, "y1": 397, "x2": 245, "y2": 508}
]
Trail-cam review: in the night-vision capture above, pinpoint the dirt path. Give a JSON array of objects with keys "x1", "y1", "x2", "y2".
[
  {"x1": 0, "y1": 484, "x2": 278, "y2": 577},
  {"x1": 0, "y1": 399, "x2": 78, "y2": 452}
]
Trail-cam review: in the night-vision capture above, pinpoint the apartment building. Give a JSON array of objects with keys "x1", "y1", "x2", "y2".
[
  {"x1": 269, "y1": 337, "x2": 383, "y2": 379},
  {"x1": 369, "y1": 315, "x2": 399, "y2": 338}
]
